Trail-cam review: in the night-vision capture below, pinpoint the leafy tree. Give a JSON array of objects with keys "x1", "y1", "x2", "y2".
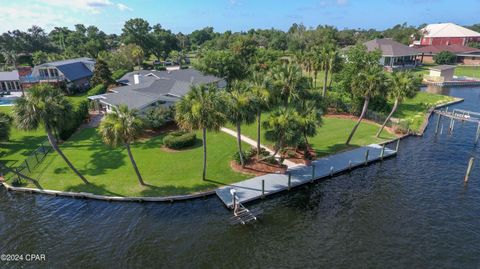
[
  {"x1": 376, "y1": 71, "x2": 421, "y2": 137},
  {"x1": 98, "y1": 105, "x2": 145, "y2": 186},
  {"x1": 98, "y1": 48, "x2": 134, "y2": 72},
  {"x1": 149, "y1": 24, "x2": 178, "y2": 61},
  {"x1": 263, "y1": 107, "x2": 303, "y2": 157},
  {"x1": 13, "y1": 84, "x2": 88, "y2": 184},
  {"x1": 131, "y1": 45, "x2": 144, "y2": 70},
  {"x1": 175, "y1": 84, "x2": 227, "y2": 180},
  {"x1": 90, "y1": 59, "x2": 113, "y2": 87},
  {"x1": 121, "y1": 18, "x2": 152, "y2": 53},
  {"x1": 433, "y1": 51, "x2": 457, "y2": 65},
  {"x1": 189, "y1": 27, "x2": 215, "y2": 47},
  {"x1": 346, "y1": 65, "x2": 387, "y2": 145},
  {"x1": 226, "y1": 80, "x2": 256, "y2": 167},
  {"x1": 32, "y1": 51, "x2": 48, "y2": 65},
  {"x1": 0, "y1": 112, "x2": 11, "y2": 141},
  {"x1": 195, "y1": 50, "x2": 247, "y2": 87}
]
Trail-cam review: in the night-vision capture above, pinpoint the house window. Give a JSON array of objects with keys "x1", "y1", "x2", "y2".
[
  {"x1": 39, "y1": 69, "x2": 49, "y2": 78},
  {"x1": 15, "y1": 81, "x2": 20, "y2": 90},
  {"x1": 49, "y1": 68, "x2": 59, "y2": 77},
  {"x1": 384, "y1": 57, "x2": 391, "y2": 66}
]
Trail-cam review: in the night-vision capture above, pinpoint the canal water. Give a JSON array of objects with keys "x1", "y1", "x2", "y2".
[{"x1": 1, "y1": 87, "x2": 480, "y2": 268}]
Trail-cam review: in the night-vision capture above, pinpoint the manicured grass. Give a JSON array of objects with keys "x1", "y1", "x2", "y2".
[
  {"x1": 229, "y1": 115, "x2": 396, "y2": 158},
  {"x1": 67, "y1": 92, "x2": 89, "y2": 106},
  {"x1": 454, "y1": 65, "x2": 480, "y2": 78},
  {"x1": 23, "y1": 128, "x2": 250, "y2": 197},
  {"x1": 0, "y1": 106, "x2": 47, "y2": 167},
  {"x1": 393, "y1": 92, "x2": 455, "y2": 132}
]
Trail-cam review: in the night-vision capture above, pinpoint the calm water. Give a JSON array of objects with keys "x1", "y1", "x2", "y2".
[{"x1": 1, "y1": 87, "x2": 480, "y2": 268}]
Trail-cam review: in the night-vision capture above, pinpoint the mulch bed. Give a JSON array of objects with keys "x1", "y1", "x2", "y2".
[
  {"x1": 280, "y1": 147, "x2": 316, "y2": 165},
  {"x1": 230, "y1": 157, "x2": 288, "y2": 176},
  {"x1": 138, "y1": 122, "x2": 179, "y2": 140}
]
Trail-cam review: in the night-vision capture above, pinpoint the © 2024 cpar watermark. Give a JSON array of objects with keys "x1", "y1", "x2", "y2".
[{"x1": 1, "y1": 253, "x2": 46, "y2": 262}]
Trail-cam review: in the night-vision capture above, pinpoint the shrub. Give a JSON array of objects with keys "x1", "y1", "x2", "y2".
[
  {"x1": 144, "y1": 106, "x2": 172, "y2": 129},
  {"x1": 263, "y1": 156, "x2": 280, "y2": 165},
  {"x1": 59, "y1": 100, "x2": 89, "y2": 140},
  {"x1": 163, "y1": 131, "x2": 196, "y2": 149},
  {"x1": 154, "y1": 65, "x2": 167, "y2": 71},
  {"x1": 433, "y1": 51, "x2": 457, "y2": 65},
  {"x1": 142, "y1": 63, "x2": 154, "y2": 70},
  {"x1": 87, "y1": 84, "x2": 107, "y2": 96},
  {"x1": 112, "y1": 69, "x2": 129, "y2": 81},
  {"x1": 232, "y1": 150, "x2": 247, "y2": 165}
]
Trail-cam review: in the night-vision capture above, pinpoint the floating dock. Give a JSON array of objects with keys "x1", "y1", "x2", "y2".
[{"x1": 216, "y1": 144, "x2": 397, "y2": 208}]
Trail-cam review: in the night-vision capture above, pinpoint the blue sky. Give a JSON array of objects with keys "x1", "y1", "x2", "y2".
[{"x1": 0, "y1": 0, "x2": 479, "y2": 34}]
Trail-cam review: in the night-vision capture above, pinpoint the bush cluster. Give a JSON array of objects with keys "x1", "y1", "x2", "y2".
[
  {"x1": 232, "y1": 147, "x2": 270, "y2": 165},
  {"x1": 154, "y1": 65, "x2": 167, "y2": 71},
  {"x1": 163, "y1": 131, "x2": 196, "y2": 149},
  {"x1": 59, "y1": 100, "x2": 89, "y2": 140},
  {"x1": 87, "y1": 84, "x2": 106, "y2": 96},
  {"x1": 112, "y1": 69, "x2": 130, "y2": 81}
]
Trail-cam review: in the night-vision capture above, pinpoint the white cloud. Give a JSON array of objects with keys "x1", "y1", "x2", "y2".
[{"x1": 117, "y1": 3, "x2": 133, "y2": 11}]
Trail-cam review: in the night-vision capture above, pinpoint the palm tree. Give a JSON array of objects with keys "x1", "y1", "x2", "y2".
[
  {"x1": 226, "y1": 80, "x2": 256, "y2": 167},
  {"x1": 98, "y1": 105, "x2": 145, "y2": 186},
  {"x1": 13, "y1": 84, "x2": 89, "y2": 184},
  {"x1": 346, "y1": 66, "x2": 386, "y2": 145},
  {"x1": 320, "y1": 43, "x2": 336, "y2": 98},
  {"x1": 376, "y1": 71, "x2": 421, "y2": 137},
  {"x1": 311, "y1": 47, "x2": 322, "y2": 88},
  {"x1": 0, "y1": 112, "x2": 11, "y2": 141},
  {"x1": 250, "y1": 72, "x2": 271, "y2": 157},
  {"x1": 263, "y1": 107, "x2": 302, "y2": 158},
  {"x1": 271, "y1": 63, "x2": 309, "y2": 106},
  {"x1": 175, "y1": 84, "x2": 227, "y2": 180}
]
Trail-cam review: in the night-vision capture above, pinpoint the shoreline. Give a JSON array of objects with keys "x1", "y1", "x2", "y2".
[{"x1": 0, "y1": 97, "x2": 465, "y2": 203}]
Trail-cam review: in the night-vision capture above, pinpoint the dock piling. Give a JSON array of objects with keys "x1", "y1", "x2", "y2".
[
  {"x1": 365, "y1": 150, "x2": 369, "y2": 165},
  {"x1": 349, "y1": 160, "x2": 352, "y2": 170},
  {"x1": 261, "y1": 180, "x2": 265, "y2": 198},
  {"x1": 330, "y1": 166, "x2": 334, "y2": 177},
  {"x1": 288, "y1": 173, "x2": 291, "y2": 190},
  {"x1": 380, "y1": 144, "x2": 385, "y2": 160},
  {"x1": 435, "y1": 114, "x2": 442, "y2": 135},
  {"x1": 311, "y1": 165, "x2": 316, "y2": 183},
  {"x1": 464, "y1": 157, "x2": 475, "y2": 183},
  {"x1": 475, "y1": 123, "x2": 480, "y2": 145},
  {"x1": 396, "y1": 139, "x2": 400, "y2": 152}
]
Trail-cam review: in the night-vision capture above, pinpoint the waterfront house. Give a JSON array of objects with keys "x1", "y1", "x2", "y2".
[
  {"x1": 415, "y1": 23, "x2": 480, "y2": 46},
  {"x1": 21, "y1": 58, "x2": 95, "y2": 91},
  {"x1": 416, "y1": 44, "x2": 480, "y2": 65},
  {"x1": 89, "y1": 68, "x2": 225, "y2": 113},
  {"x1": 364, "y1": 38, "x2": 418, "y2": 71},
  {"x1": 0, "y1": 70, "x2": 22, "y2": 92}
]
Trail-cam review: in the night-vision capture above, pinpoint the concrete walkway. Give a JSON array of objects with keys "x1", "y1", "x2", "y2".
[
  {"x1": 216, "y1": 144, "x2": 396, "y2": 208},
  {"x1": 220, "y1": 127, "x2": 299, "y2": 168}
]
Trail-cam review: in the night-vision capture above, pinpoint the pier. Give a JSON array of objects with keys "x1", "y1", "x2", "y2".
[
  {"x1": 433, "y1": 108, "x2": 480, "y2": 144},
  {"x1": 216, "y1": 143, "x2": 397, "y2": 208}
]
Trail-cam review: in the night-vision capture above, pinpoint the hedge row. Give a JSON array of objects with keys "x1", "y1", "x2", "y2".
[
  {"x1": 59, "y1": 100, "x2": 89, "y2": 140},
  {"x1": 163, "y1": 131, "x2": 196, "y2": 149}
]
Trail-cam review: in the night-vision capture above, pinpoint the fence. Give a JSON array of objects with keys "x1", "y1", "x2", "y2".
[{"x1": 1, "y1": 140, "x2": 52, "y2": 185}]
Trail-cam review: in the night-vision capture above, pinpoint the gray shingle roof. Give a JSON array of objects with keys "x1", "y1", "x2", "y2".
[
  {"x1": 364, "y1": 38, "x2": 418, "y2": 57},
  {"x1": 96, "y1": 68, "x2": 223, "y2": 110},
  {"x1": 0, "y1": 70, "x2": 19, "y2": 81}
]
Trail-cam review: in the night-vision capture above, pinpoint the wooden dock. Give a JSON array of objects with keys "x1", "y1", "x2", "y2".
[{"x1": 216, "y1": 144, "x2": 397, "y2": 208}]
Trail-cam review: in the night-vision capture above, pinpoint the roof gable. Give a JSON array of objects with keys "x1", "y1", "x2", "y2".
[{"x1": 422, "y1": 23, "x2": 480, "y2": 38}]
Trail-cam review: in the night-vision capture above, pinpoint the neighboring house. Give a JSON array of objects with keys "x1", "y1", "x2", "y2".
[
  {"x1": 89, "y1": 68, "x2": 225, "y2": 113},
  {"x1": 417, "y1": 23, "x2": 480, "y2": 46},
  {"x1": 364, "y1": 38, "x2": 418, "y2": 70},
  {"x1": 21, "y1": 58, "x2": 95, "y2": 90},
  {"x1": 416, "y1": 44, "x2": 480, "y2": 65},
  {"x1": 0, "y1": 70, "x2": 22, "y2": 92}
]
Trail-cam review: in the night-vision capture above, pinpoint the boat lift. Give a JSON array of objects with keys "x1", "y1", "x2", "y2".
[
  {"x1": 229, "y1": 189, "x2": 262, "y2": 225},
  {"x1": 434, "y1": 108, "x2": 480, "y2": 144}
]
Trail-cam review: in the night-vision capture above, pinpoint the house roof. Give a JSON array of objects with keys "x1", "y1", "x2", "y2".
[
  {"x1": 36, "y1": 57, "x2": 94, "y2": 81},
  {"x1": 364, "y1": 38, "x2": 418, "y2": 57},
  {"x1": 95, "y1": 68, "x2": 224, "y2": 110},
  {"x1": 416, "y1": 44, "x2": 480, "y2": 55},
  {"x1": 0, "y1": 70, "x2": 19, "y2": 81},
  {"x1": 421, "y1": 23, "x2": 480, "y2": 38},
  {"x1": 429, "y1": 65, "x2": 456, "y2": 71}
]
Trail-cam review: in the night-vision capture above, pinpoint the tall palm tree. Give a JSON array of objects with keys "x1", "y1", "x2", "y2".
[
  {"x1": 320, "y1": 43, "x2": 337, "y2": 98},
  {"x1": 311, "y1": 47, "x2": 323, "y2": 88},
  {"x1": 226, "y1": 80, "x2": 256, "y2": 167},
  {"x1": 376, "y1": 71, "x2": 421, "y2": 137},
  {"x1": 175, "y1": 84, "x2": 227, "y2": 180},
  {"x1": 250, "y1": 72, "x2": 271, "y2": 157},
  {"x1": 98, "y1": 105, "x2": 145, "y2": 185},
  {"x1": 13, "y1": 84, "x2": 89, "y2": 184},
  {"x1": 346, "y1": 66, "x2": 386, "y2": 145}
]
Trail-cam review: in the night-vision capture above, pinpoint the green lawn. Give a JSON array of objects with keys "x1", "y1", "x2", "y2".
[
  {"x1": 454, "y1": 65, "x2": 480, "y2": 78},
  {"x1": 66, "y1": 92, "x2": 89, "y2": 106},
  {"x1": 21, "y1": 127, "x2": 250, "y2": 197},
  {"x1": 393, "y1": 92, "x2": 454, "y2": 132},
  {"x1": 0, "y1": 106, "x2": 47, "y2": 167},
  {"x1": 230, "y1": 115, "x2": 396, "y2": 158}
]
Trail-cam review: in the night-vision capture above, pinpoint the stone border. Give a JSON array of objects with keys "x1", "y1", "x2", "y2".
[
  {"x1": 1, "y1": 181, "x2": 215, "y2": 203},
  {"x1": 0, "y1": 97, "x2": 465, "y2": 203}
]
